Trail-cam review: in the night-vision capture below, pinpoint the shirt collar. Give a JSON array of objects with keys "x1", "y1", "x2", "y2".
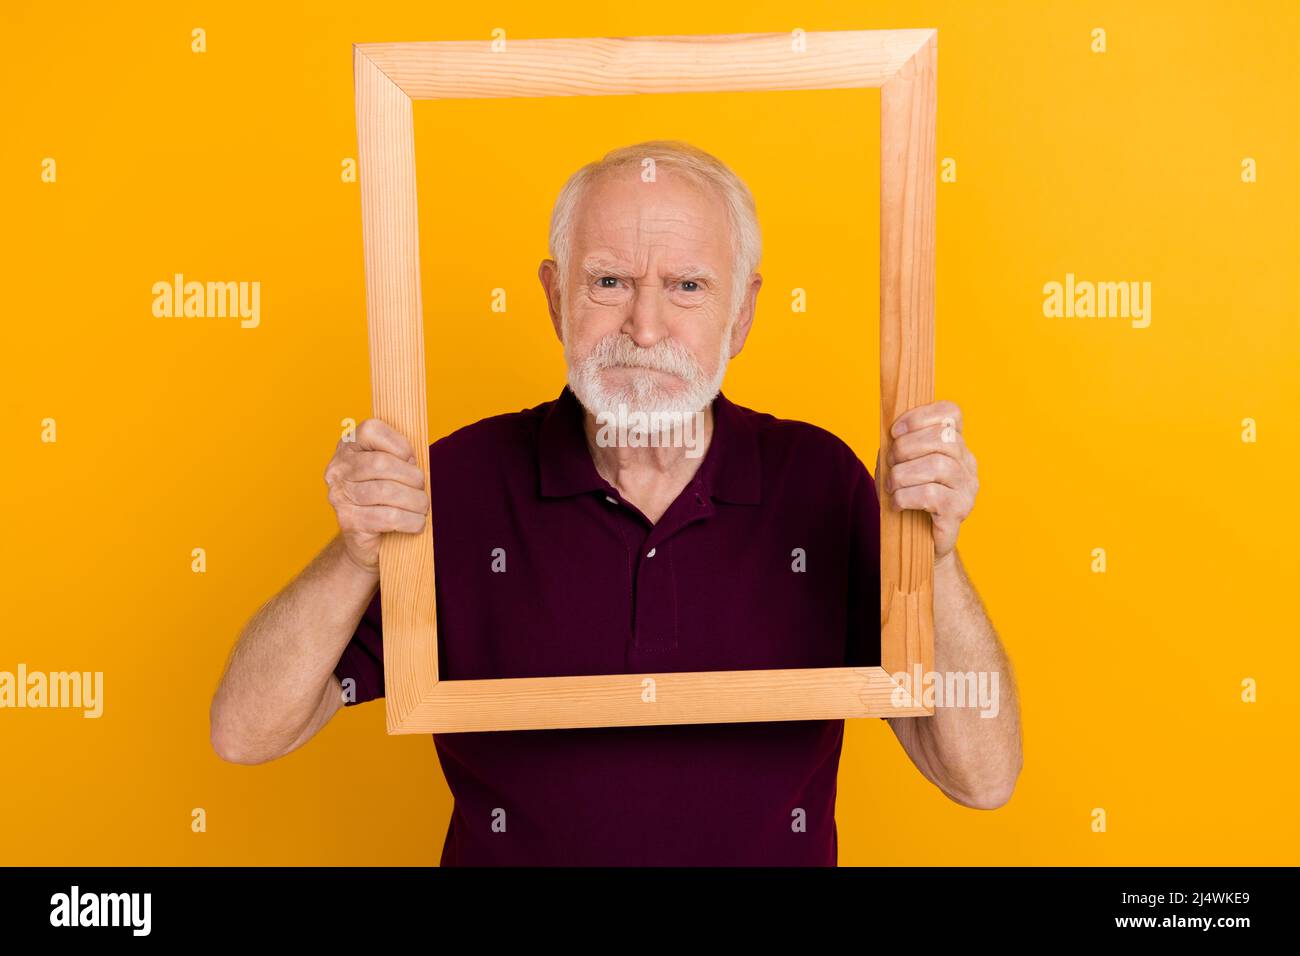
[{"x1": 538, "y1": 384, "x2": 761, "y2": 505}]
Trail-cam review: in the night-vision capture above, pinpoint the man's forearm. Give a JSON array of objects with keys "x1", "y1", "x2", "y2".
[
  {"x1": 894, "y1": 549, "x2": 1023, "y2": 808},
  {"x1": 210, "y1": 533, "x2": 379, "y2": 764}
]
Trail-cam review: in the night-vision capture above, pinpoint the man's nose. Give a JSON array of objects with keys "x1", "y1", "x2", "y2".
[{"x1": 620, "y1": 283, "x2": 670, "y2": 348}]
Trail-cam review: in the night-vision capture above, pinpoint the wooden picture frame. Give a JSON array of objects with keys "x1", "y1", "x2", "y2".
[{"x1": 353, "y1": 29, "x2": 936, "y2": 734}]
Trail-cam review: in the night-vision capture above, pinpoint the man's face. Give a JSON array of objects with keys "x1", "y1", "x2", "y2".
[{"x1": 541, "y1": 167, "x2": 757, "y2": 418}]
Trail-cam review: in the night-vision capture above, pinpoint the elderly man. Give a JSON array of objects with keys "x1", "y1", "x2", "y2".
[{"x1": 210, "y1": 140, "x2": 1021, "y2": 866}]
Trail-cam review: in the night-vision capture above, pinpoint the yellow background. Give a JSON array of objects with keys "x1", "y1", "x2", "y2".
[{"x1": 2, "y1": 0, "x2": 1297, "y2": 865}]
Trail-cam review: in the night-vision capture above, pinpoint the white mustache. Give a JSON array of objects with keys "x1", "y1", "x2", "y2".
[
  {"x1": 564, "y1": 319, "x2": 733, "y2": 420},
  {"x1": 584, "y1": 334, "x2": 701, "y2": 381}
]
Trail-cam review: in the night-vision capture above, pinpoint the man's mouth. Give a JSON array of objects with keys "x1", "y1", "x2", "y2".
[{"x1": 607, "y1": 363, "x2": 676, "y2": 376}]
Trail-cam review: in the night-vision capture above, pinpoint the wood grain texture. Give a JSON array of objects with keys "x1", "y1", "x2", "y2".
[
  {"x1": 879, "y1": 32, "x2": 937, "y2": 681},
  {"x1": 357, "y1": 30, "x2": 935, "y2": 100},
  {"x1": 401, "y1": 666, "x2": 930, "y2": 734},
  {"x1": 353, "y1": 30, "x2": 937, "y2": 733},
  {"x1": 353, "y1": 49, "x2": 440, "y2": 733}
]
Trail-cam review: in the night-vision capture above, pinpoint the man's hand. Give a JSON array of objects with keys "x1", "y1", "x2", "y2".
[
  {"x1": 323, "y1": 418, "x2": 430, "y2": 574},
  {"x1": 874, "y1": 401, "x2": 1018, "y2": 810},
  {"x1": 876, "y1": 399, "x2": 978, "y2": 566}
]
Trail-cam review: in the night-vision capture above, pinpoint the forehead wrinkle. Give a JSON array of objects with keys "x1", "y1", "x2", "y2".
[
  {"x1": 581, "y1": 190, "x2": 719, "y2": 243},
  {"x1": 575, "y1": 193, "x2": 729, "y2": 285},
  {"x1": 633, "y1": 213, "x2": 714, "y2": 247}
]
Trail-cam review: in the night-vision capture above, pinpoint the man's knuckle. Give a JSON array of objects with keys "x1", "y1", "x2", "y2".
[{"x1": 356, "y1": 506, "x2": 386, "y2": 533}]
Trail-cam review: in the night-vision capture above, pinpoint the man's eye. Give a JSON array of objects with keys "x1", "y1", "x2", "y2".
[
  {"x1": 598, "y1": 277, "x2": 620, "y2": 288},
  {"x1": 680, "y1": 280, "x2": 701, "y2": 292}
]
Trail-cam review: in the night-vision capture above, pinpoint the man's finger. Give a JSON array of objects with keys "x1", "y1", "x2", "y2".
[
  {"x1": 890, "y1": 481, "x2": 957, "y2": 515},
  {"x1": 355, "y1": 417, "x2": 417, "y2": 461},
  {"x1": 339, "y1": 477, "x2": 431, "y2": 513},
  {"x1": 344, "y1": 449, "x2": 426, "y2": 488},
  {"x1": 887, "y1": 452, "x2": 965, "y2": 493},
  {"x1": 887, "y1": 424, "x2": 966, "y2": 467},
  {"x1": 889, "y1": 400, "x2": 962, "y2": 439}
]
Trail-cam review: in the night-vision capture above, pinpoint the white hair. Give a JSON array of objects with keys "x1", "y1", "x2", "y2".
[{"x1": 547, "y1": 139, "x2": 762, "y2": 318}]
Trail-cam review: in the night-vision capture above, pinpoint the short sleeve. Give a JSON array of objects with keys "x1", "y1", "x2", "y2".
[
  {"x1": 845, "y1": 455, "x2": 881, "y2": 669},
  {"x1": 334, "y1": 585, "x2": 385, "y2": 706}
]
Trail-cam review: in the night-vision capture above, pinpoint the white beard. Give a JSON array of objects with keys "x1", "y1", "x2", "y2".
[{"x1": 564, "y1": 319, "x2": 732, "y2": 420}]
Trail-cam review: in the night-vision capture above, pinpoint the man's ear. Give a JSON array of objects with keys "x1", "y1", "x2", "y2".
[
  {"x1": 539, "y1": 259, "x2": 564, "y2": 343},
  {"x1": 729, "y1": 272, "x2": 762, "y2": 357}
]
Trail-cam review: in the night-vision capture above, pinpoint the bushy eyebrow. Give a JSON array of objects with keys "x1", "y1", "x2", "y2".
[{"x1": 581, "y1": 256, "x2": 718, "y2": 284}]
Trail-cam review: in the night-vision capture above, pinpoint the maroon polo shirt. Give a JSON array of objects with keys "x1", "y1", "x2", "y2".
[{"x1": 334, "y1": 384, "x2": 880, "y2": 865}]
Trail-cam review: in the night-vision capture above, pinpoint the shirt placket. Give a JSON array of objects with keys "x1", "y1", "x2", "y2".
[{"x1": 607, "y1": 477, "x2": 715, "y2": 667}]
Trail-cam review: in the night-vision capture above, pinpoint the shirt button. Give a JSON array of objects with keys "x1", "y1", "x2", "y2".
[
  {"x1": 646, "y1": 548, "x2": 656, "y2": 558},
  {"x1": 605, "y1": 495, "x2": 618, "y2": 505}
]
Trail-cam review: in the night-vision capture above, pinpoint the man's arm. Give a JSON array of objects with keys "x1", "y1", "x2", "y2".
[
  {"x1": 884, "y1": 548, "x2": 1022, "y2": 809},
  {"x1": 209, "y1": 418, "x2": 428, "y2": 765},
  {"x1": 878, "y1": 399, "x2": 1023, "y2": 809},
  {"x1": 209, "y1": 534, "x2": 377, "y2": 765}
]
